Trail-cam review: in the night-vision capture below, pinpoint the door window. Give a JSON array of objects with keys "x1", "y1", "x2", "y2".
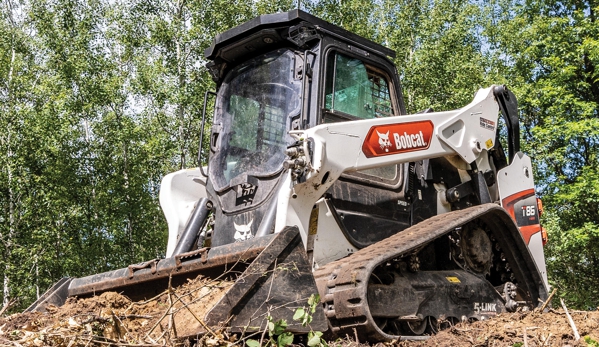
[
  {"x1": 325, "y1": 53, "x2": 395, "y2": 119},
  {"x1": 323, "y1": 51, "x2": 399, "y2": 183}
]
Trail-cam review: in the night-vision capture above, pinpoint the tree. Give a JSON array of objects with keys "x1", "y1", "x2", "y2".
[
  {"x1": 0, "y1": 0, "x2": 40, "y2": 308},
  {"x1": 307, "y1": 0, "x2": 487, "y2": 113},
  {"x1": 2, "y1": 0, "x2": 594, "y2": 313},
  {"x1": 380, "y1": 0, "x2": 487, "y2": 113},
  {"x1": 486, "y1": 0, "x2": 599, "y2": 308},
  {"x1": 0, "y1": 0, "x2": 300, "y2": 311}
]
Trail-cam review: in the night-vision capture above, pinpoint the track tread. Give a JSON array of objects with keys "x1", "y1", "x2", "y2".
[{"x1": 313, "y1": 204, "x2": 513, "y2": 341}]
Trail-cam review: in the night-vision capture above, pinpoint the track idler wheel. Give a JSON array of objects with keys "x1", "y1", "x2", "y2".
[{"x1": 460, "y1": 224, "x2": 493, "y2": 274}]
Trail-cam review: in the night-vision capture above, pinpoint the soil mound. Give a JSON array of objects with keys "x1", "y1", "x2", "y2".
[
  {"x1": 395, "y1": 309, "x2": 599, "y2": 347},
  {"x1": 0, "y1": 276, "x2": 233, "y2": 346}
]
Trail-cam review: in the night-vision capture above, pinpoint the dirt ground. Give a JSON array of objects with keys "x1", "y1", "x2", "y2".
[
  {"x1": 0, "y1": 275, "x2": 235, "y2": 347},
  {"x1": 0, "y1": 277, "x2": 597, "y2": 347},
  {"x1": 393, "y1": 309, "x2": 599, "y2": 347}
]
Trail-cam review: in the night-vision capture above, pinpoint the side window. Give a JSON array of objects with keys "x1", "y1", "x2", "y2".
[
  {"x1": 324, "y1": 52, "x2": 395, "y2": 120},
  {"x1": 323, "y1": 51, "x2": 399, "y2": 184}
]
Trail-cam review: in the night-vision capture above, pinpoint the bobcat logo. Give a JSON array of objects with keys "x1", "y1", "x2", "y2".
[
  {"x1": 234, "y1": 218, "x2": 254, "y2": 242},
  {"x1": 376, "y1": 130, "x2": 391, "y2": 152}
]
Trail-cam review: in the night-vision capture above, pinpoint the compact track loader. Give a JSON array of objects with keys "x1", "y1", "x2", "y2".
[{"x1": 28, "y1": 10, "x2": 550, "y2": 341}]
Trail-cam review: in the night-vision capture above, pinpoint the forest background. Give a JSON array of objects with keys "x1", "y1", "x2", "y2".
[{"x1": 0, "y1": 0, "x2": 598, "y2": 312}]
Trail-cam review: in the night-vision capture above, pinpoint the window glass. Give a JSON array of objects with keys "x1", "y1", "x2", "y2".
[
  {"x1": 228, "y1": 95, "x2": 287, "y2": 152},
  {"x1": 324, "y1": 52, "x2": 398, "y2": 181},
  {"x1": 358, "y1": 165, "x2": 397, "y2": 181},
  {"x1": 229, "y1": 95, "x2": 260, "y2": 151},
  {"x1": 325, "y1": 53, "x2": 395, "y2": 119},
  {"x1": 210, "y1": 49, "x2": 301, "y2": 191}
]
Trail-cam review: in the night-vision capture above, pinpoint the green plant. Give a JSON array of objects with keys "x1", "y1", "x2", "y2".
[
  {"x1": 246, "y1": 316, "x2": 293, "y2": 347},
  {"x1": 293, "y1": 294, "x2": 320, "y2": 326},
  {"x1": 306, "y1": 330, "x2": 327, "y2": 347},
  {"x1": 293, "y1": 294, "x2": 327, "y2": 347},
  {"x1": 585, "y1": 336, "x2": 599, "y2": 347},
  {"x1": 246, "y1": 294, "x2": 327, "y2": 347}
]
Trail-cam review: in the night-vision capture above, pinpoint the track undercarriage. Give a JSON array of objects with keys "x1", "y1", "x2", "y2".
[{"x1": 314, "y1": 204, "x2": 547, "y2": 341}]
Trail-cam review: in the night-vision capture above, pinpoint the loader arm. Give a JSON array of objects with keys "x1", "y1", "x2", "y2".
[{"x1": 278, "y1": 86, "x2": 501, "y2": 246}]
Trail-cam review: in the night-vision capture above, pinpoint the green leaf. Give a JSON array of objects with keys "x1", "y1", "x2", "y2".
[
  {"x1": 277, "y1": 332, "x2": 294, "y2": 346},
  {"x1": 246, "y1": 339, "x2": 260, "y2": 347},
  {"x1": 302, "y1": 314, "x2": 312, "y2": 326},
  {"x1": 307, "y1": 332, "x2": 322, "y2": 347},
  {"x1": 268, "y1": 320, "x2": 275, "y2": 334},
  {"x1": 272, "y1": 319, "x2": 287, "y2": 335},
  {"x1": 293, "y1": 307, "x2": 305, "y2": 321},
  {"x1": 308, "y1": 294, "x2": 320, "y2": 313},
  {"x1": 308, "y1": 293, "x2": 320, "y2": 306},
  {"x1": 584, "y1": 336, "x2": 599, "y2": 347}
]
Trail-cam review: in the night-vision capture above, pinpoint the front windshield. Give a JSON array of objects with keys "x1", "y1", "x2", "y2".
[{"x1": 210, "y1": 49, "x2": 302, "y2": 191}]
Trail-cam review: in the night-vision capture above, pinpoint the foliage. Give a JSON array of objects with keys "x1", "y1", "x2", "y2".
[
  {"x1": 381, "y1": 0, "x2": 487, "y2": 113},
  {"x1": 295, "y1": 294, "x2": 328, "y2": 347},
  {"x1": 293, "y1": 293, "x2": 320, "y2": 326},
  {"x1": 245, "y1": 294, "x2": 326, "y2": 347},
  {"x1": 307, "y1": 0, "x2": 487, "y2": 113},
  {"x1": 246, "y1": 316, "x2": 294, "y2": 347},
  {"x1": 484, "y1": 0, "x2": 599, "y2": 308},
  {"x1": 0, "y1": 0, "x2": 297, "y2": 311},
  {"x1": 585, "y1": 336, "x2": 599, "y2": 347}
]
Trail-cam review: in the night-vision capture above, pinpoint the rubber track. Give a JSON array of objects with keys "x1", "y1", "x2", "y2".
[{"x1": 313, "y1": 204, "x2": 509, "y2": 342}]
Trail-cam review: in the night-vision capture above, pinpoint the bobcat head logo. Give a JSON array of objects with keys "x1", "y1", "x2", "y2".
[
  {"x1": 234, "y1": 218, "x2": 254, "y2": 242},
  {"x1": 376, "y1": 130, "x2": 391, "y2": 152}
]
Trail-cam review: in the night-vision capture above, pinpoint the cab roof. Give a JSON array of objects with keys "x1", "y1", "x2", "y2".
[{"x1": 204, "y1": 9, "x2": 396, "y2": 62}]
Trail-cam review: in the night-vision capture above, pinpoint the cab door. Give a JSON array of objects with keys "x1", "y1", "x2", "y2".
[{"x1": 320, "y1": 50, "x2": 412, "y2": 248}]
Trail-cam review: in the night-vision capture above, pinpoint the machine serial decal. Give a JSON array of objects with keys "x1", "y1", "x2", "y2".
[
  {"x1": 479, "y1": 117, "x2": 496, "y2": 131},
  {"x1": 501, "y1": 189, "x2": 541, "y2": 244},
  {"x1": 362, "y1": 121, "x2": 434, "y2": 157},
  {"x1": 521, "y1": 204, "x2": 536, "y2": 218}
]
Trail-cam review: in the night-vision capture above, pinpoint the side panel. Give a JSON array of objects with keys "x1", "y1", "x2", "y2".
[
  {"x1": 159, "y1": 168, "x2": 208, "y2": 257},
  {"x1": 497, "y1": 152, "x2": 548, "y2": 289},
  {"x1": 312, "y1": 199, "x2": 357, "y2": 267}
]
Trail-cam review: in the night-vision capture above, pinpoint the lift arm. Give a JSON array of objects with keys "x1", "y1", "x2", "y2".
[{"x1": 275, "y1": 86, "x2": 502, "y2": 244}]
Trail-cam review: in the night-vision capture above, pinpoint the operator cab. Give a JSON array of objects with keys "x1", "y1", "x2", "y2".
[{"x1": 204, "y1": 10, "x2": 410, "y2": 248}]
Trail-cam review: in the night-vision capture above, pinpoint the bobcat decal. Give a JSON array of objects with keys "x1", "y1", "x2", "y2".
[
  {"x1": 362, "y1": 121, "x2": 434, "y2": 158},
  {"x1": 233, "y1": 218, "x2": 254, "y2": 242}
]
